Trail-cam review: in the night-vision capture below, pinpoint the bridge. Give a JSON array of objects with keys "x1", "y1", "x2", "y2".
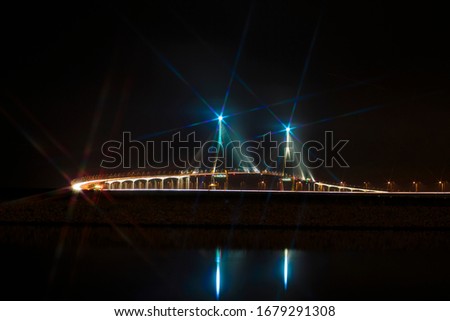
[{"x1": 71, "y1": 170, "x2": 385, "y2": 193}]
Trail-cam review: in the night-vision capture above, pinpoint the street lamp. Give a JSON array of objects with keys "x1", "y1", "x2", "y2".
[{"x1": 387, "y1": 181, "x2": 391, "y2": 191}]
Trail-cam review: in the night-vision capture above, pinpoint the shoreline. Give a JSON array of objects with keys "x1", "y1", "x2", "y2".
[{"x1": 0, "y1": 190, "x2": 449, "y2": 228}]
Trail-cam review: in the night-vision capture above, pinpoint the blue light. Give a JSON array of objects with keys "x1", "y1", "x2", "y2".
[
  {"x1": 286, "y1": 127, "x2": 291, "y2": 133},
  {"x1": 218, "y1": 115, "x2": 223, "y2": 122},
  {"x1": 284, "y1": 248, "x2": 288, "y2": 290},
  {"x1": 216, "y1": 248, "x2": 221, "y2": 300},
  {"x1": 216, "y1": 264, "x2": 220, "y2": 299}
]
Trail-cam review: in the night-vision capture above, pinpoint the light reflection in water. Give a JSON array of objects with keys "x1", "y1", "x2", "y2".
[
  {"x1": 284, "y1": 248, "x2": 289, "y2": 290},
  {"x1": 213, "y1": 249, "x2": 290, "y2": 299},
  {"x1": 216, "y1": 248, "x2": 221, "y2": 300}
]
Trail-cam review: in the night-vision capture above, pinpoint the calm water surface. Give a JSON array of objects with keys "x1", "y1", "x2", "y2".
[{"x1": 1, "y1": 225, "x2": 450, "y2": 300}]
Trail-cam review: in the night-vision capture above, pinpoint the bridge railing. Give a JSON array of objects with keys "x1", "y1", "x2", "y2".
[{"x1": 71, "y1": 169, "x2": 286, "y2": 185}]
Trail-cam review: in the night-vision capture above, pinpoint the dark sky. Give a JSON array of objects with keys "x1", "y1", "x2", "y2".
[{"x1": 1, "y1": 1, "x2": 449, "y2": 189}]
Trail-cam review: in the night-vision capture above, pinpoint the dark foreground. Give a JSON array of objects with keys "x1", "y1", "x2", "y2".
[
  {"x1": 1, "y1": 189, "x2": 450, "y2": 228},
  {"x1": 1, "y1": 189, "x2": 450, "y2": 300}
]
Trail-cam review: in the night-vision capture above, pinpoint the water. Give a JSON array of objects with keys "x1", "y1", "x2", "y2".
[{"x1": 1, "y1": 225, "x2": 450, "y2": 300}]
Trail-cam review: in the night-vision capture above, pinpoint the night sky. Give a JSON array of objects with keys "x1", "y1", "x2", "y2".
[{"x1": 1, "y1": 1, "x2": 449, "y2": 189}]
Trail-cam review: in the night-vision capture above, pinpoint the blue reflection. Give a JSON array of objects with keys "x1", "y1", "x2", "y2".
[
  {"x1": 284, "y1": 248, "x2": 289, "y2": 290},
  {"x1": 216, "y1": 248, "x2": 221, "y2": 299}
]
